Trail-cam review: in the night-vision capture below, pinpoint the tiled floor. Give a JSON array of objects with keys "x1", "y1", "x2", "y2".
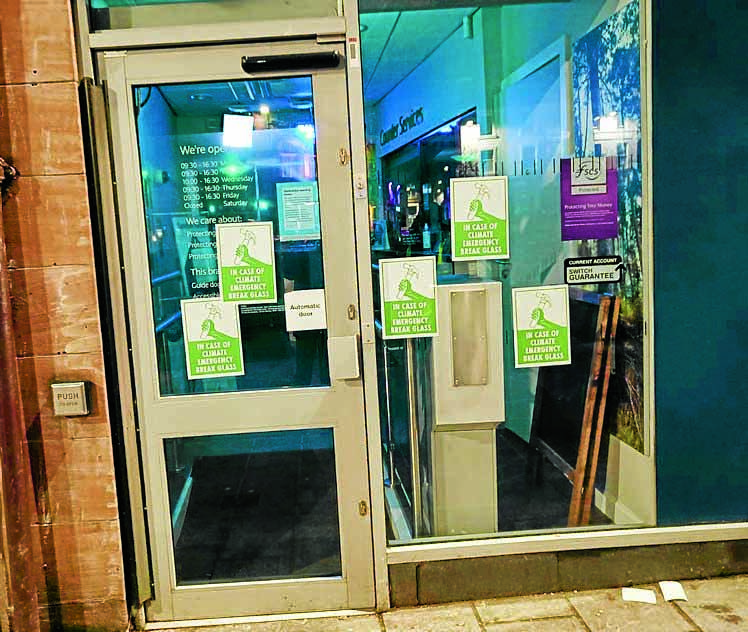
[{"x1": 154, "y1": 574, "x2": 748, "y2": 631}]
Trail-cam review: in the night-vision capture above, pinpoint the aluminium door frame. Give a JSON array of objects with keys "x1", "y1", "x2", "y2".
[
  {"x1": 81, "y1": 6, "x2": 389, "y2": 616},
  {"x1": 97, "y1": 35, "x2": 387, "y2": 624}
]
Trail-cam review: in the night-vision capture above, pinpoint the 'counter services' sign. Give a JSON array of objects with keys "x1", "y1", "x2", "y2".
[
  {"x1": 512, "y1": 285, "x2": 571, "y2": 368},
  {"x1": 380, "y1": 107, "x2": 424, "y2": 146},
  {"x1": 451, "y1": 176, "x2": 510, "y2": 260},
  {"x1": 380, "y1": 256, "x2": 437, "y2": 339}
]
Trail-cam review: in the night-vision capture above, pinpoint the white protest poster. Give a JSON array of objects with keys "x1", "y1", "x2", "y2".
[
  {"x1": 451, "y1": 175, "x2": 510, "y2": 260},
  {"x1": 216, "y1": 221, "x2": 277, "y2": 303},
  {"x1": 181, "y1": 298, "x2": 244, "y2": 380},
  {"x1": 512, "y1": 285, "x2": 571, "y2": 368},
  {"x1": 379, "y1": 256, "x2": 438, "y2": 339}
]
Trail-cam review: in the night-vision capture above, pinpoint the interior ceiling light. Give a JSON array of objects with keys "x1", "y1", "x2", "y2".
[
  {"x1": 228, "y1": 104, "x2": 252, "y2": 113},
  {"x1": 190, "y1": 93, "x2": 213, "y2": 102},
  {"x1": 289, "y1": 96, "x2": 313, "y2": 110},
  {"x1": 259, "y1": 104, "x2": 270, "y2": 115},
  {"x1": 222, "y1": 113, "x2": 253, "y2": 148}
]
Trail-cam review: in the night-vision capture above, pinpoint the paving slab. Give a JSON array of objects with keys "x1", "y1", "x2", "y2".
[
  {"x1": 154, "y1": 614, "x2": 382, "y2": 632},
  {"x1": 676, "y1": 575, "x2": 748, "y2": 631},
  {"x1": 154, "y1": 622, "x2": 282, "y2": 632},
  {"x1": 382, "y1": 603, "x2": 481, "y2": 632},
  {"x1": 485, "y1": 617, "x2": 587, "y2": 631},
  {"x1": 475, "y1": 593, "x2": 574, "y2": 624},
  {"x1": 568, "y1": 587, "x2": 695, "y2": 631},
  {"x1": 271, "y1": 615, "x2": 383, "y2": 631}
]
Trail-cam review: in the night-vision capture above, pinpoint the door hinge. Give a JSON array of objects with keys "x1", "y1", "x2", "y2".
[
  {"x1": 347, "y1": 304, "x2": 357, "y2": 320},
  {"x1": 358, "y1": 500, "x2": 368, "y2": 517},
  {"x1": 338, "y1": 147, "x2": 350, "y2": 166}
]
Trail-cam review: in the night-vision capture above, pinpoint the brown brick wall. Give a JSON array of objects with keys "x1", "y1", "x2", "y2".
[{"x1": 0, "y1": 1, "x2": 129, "y2": 630}]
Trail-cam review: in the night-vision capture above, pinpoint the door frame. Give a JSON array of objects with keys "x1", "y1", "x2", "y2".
[{"x1": 97, "y1": 36, "x2": 386, "y2": 621}]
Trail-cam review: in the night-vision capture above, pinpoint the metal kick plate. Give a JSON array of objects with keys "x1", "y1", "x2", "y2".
[
  {"x1": 450, "y1": 289, "x2": 488, "y2": 387},
  {"x1": 327, "y1": 335, "x2": 360, "y2": 380}
]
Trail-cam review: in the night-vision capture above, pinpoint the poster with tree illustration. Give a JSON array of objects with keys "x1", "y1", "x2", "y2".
[
  {"x1": 450, "y1": 176, "x2": 510, "y2": 260},
  {"x1": 181, "y1": 298, "x2": 244, "y2": 380},
  {"x1": 216, "y1": 221, "x2": 277, "y2": 304},
  {"x1": 513, "y1": 285, "x2": 572, "y2": 368},
  {"x1": 379, "y1": 256, "x2": 438, "y2": 339},
  {"x1": 572, "y1": 0, "x2": 644, "y2": 452}
]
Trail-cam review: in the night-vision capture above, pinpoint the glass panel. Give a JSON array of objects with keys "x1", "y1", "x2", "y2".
[
  {"x1": 654, "y1": 3, "x2": 748, "y2": 526},
  {"x1": 134, "y1": 77, "x2": 330, "y2": 396},
  {"x1": 164, "y1": 428, "x2": 341, "y2": 585},
  {"x1": 362, "y1": 1, "x2": 648, "y2": 543},
  {"x1": 88, "y1": 0, "x2": 337, "y2": 32}
]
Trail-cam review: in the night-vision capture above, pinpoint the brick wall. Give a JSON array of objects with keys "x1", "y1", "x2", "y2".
[{"x1": 0, "y1": 1, "x2": 129, "y2": 629}]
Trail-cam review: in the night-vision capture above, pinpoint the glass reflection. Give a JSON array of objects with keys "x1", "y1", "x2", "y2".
[
  {"x1": 164, "y1": 428, "x2": 341, "y2": 585},
  {"x1": 134, "y1": 76, "x2": 330, "y2": 396}
]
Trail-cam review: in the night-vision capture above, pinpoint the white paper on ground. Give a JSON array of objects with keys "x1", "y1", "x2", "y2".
[
  {"x1": 621, "y1": 587, "x2": 657, "y2": 604},
  {"x1": 659, "y1": 581, "x2": 688, "y2": 601}
]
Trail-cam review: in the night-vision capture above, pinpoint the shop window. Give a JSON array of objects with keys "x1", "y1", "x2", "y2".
[{"x1": 361, "y1": 0, "x2": 651, "y2": 543}]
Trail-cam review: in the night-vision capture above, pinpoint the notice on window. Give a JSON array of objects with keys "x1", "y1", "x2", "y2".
[
  {"x1": 216, "y1": 221, "x2": 277, "y2": 303},
  {"x1": 564, "y1": 255, "x2": 624, "y2": 284},
  {"x1": 512, "y1": 285, "x2": 571, "y2": 368},
  {"x1": 277, "y1": 181, "x2": 321, "y2": 241},
  {"x1": 181, "y1": 298, "x2": 244, "y2": 380},
  {"x1": 173, "y1": 135, "x2": 258, "y2": 298},
  {"x1": 173, "y1": 216, "x2": 219, "y2": 297},
  {"x1": 450, "y1": 176, "x2": 509, "y2": 260},
  {"x1": 380, "y1": 256, "x2": 438, "y2": 339},
  {"x1": 560, "y1": 157, "x2": 618, "y2": 241},
  {"x1": 284, "y1": 289, "x2": 327, "y2": 332}
]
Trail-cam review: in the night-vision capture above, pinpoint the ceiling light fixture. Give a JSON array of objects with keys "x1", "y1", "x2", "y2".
[{"x1": 222, "y1": 113, "x2": 253, "y2": 148}]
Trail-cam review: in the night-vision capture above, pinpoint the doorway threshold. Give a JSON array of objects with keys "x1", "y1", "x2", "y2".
[{"x1": 144, "y1": 609, "x2": 375, "y2": 630}]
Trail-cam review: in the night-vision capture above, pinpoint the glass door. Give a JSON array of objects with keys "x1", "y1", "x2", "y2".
[{"x1": 101, "y1": 41, "x2": 374, "y2": 621}]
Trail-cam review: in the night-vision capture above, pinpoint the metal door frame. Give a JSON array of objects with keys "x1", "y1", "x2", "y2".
[{"x1": 98, "y1": 38, "x2": 380, "y2": 622}]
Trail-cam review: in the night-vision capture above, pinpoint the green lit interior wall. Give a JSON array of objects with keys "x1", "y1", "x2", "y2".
[{"x1": 653, "y1": 0, "x2": 748, "y2": 524}]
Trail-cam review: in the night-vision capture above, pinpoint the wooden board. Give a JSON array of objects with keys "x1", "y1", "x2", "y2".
[{"x1": 529, "y1": 288, "x2": 620, "y2": 526}]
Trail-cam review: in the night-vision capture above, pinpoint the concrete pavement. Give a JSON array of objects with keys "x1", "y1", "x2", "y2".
[{"x1": 150, "y1": 574, "x2": 748, "y2": 631}]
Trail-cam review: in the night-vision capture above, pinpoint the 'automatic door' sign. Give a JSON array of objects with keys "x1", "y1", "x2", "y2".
[
  {"x1": 564, "y1": 255, "x2": 625, "y2": 285},
  {"x1": 380, "y1": 256, "x2": 438, "y2": 339}
]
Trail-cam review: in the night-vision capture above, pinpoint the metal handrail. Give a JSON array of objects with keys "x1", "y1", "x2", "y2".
[
  {"x1": 155, "y1": 310, "x2": 182, "y2": 334},
  {"x1": 151, "y1": 270, "x2": 182, "y2": 285}
]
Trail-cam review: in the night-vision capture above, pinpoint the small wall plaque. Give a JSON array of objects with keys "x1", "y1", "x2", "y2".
[{"x1": 51, "y1": 382, "x2": 89, "y2": 416}]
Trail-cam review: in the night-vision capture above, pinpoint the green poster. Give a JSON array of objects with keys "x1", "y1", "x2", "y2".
[
  {"x1": 181, "y1": 298, "x2": 244, "y2": 380},
  {"x1": 451, "y1": 176, "x2": 510, "y2": 261},
  {"x1": 512, "y1": 285, "x2": 571, "y2": 368},
  {"x1": 216, "y1": 221, "x2": 277, "y2": 303},
  {"x1": 380, "y1": 256, "x2": 438, "y2": 339}
]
